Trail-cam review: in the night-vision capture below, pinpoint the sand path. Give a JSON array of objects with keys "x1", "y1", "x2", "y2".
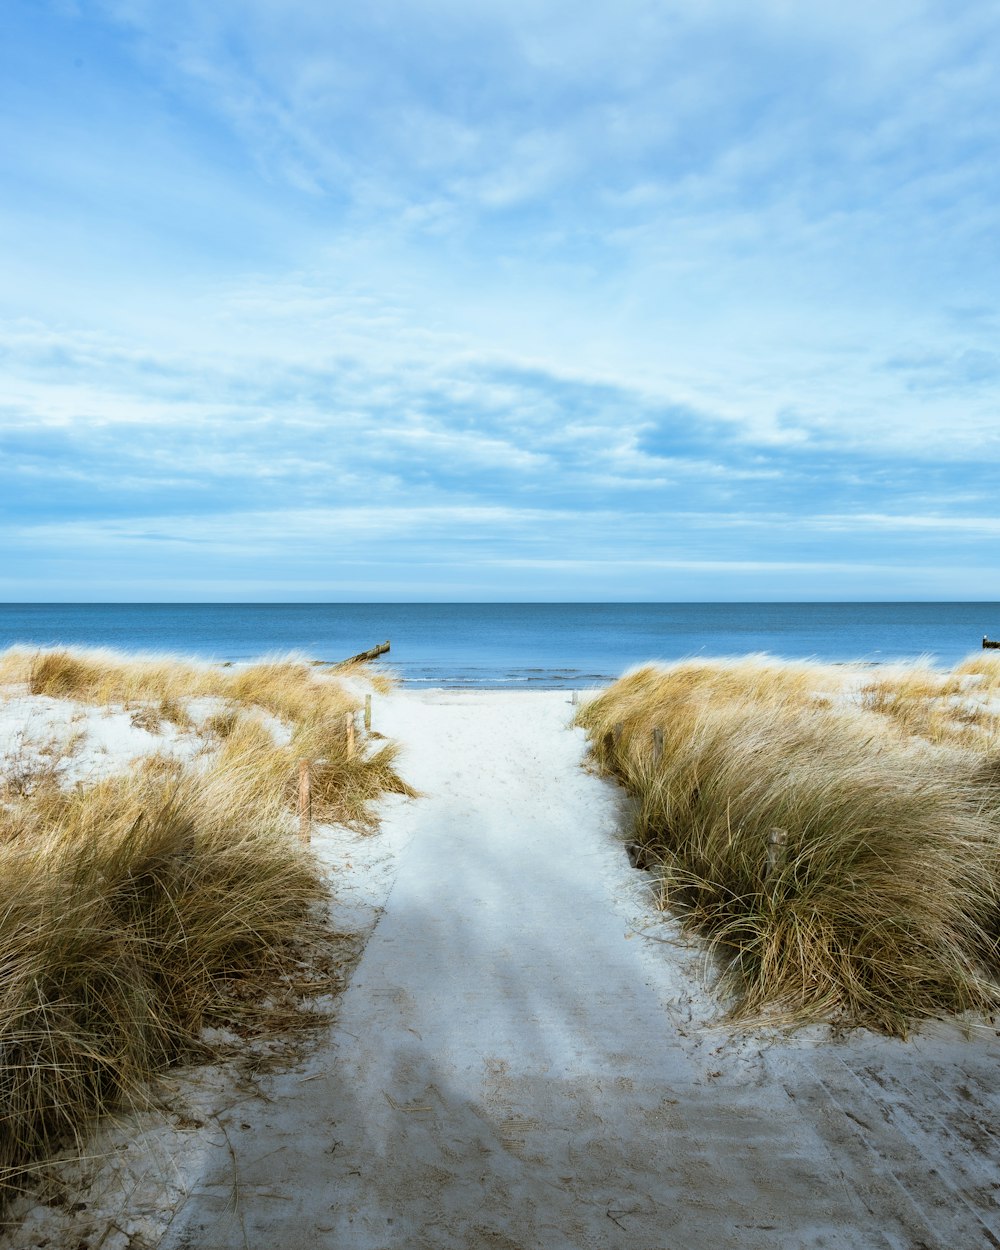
[{"x1": 161, "y1": 690, "x2": 1000, "y2": 1250}]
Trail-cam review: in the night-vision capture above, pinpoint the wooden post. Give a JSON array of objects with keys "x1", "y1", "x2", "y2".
[
  {"x1": 364, "y1": 693, "x2": 372, "y2": 731},
  {"x1": 341, "y1": 640, "x2": 390, "y2": 665},
  {"x1": 345, "y1": 710, "x2": 356, "y2": 758},
  {"x1": 570, "y1": 690, "x2": 578, "y2": 706},
  {"x1": 765, "y1": 828, "x2": 788, "y2": 880},
  {"x1": 298, "y1": 760, "x2": 312, "y2": 844},
  {"x1": 652, "y1": 726, "x2": 663, "y2": 765}
]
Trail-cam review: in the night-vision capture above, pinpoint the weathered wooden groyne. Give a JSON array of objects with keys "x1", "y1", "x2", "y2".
[{"x1": 311, "y1": 640, "x2": 391, "y2": 667}]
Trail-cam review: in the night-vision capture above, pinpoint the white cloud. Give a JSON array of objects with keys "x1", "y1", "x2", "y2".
[{"x1": 2, "y1": 1, "x2": 1000, "y2": 596}]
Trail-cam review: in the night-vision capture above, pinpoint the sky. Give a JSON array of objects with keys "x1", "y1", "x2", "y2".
[{"x1": 2, "y1": 0, "x2": 999, "y2": 601}]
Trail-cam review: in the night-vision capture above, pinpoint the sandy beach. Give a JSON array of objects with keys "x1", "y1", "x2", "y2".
[{"x1": 4, "y1": 686, "x2": 1000, "y2": 1249}]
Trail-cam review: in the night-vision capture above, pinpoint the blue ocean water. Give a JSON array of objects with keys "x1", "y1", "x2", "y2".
[{"x1": 0, "y1": 603, "x2": 996, "y2": 688}]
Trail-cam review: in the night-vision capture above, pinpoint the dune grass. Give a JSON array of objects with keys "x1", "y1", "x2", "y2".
[
  {"x1": 0, "y1": 647, "x2": 414, "y2": 826},
  {"x1": 0, "y1": 765, "x2": 320, "y2": 1197},
  {"x1": 0, "y1": 647, "x2": 217, "y2": 706},
  {"x1": 856, "y1": 663, "x2": 1000, "y2": 748},
  {"x1": 0, "y1": 647, "x2": 411, "y2": 1202},
  {"x1": 577, "y1": 658, "x2": 1000, "y2": 1035},
  {"x1": 955, "y1": 651, "x2": 1000, "y2": 689}
]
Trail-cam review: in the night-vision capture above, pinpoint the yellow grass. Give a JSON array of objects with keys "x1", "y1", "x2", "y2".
[
  {"x1": 0, "y1": 646, "x2": 217, "y2": 704},
  {"x1": 577, "y1": 656, "x2": 1000, "y2": 1035},
  {"x1": 856, "y1": 662, "x2": 1000, "y2": 749},
  {"x1": 0, "y1": 646, "x2": 411, "y2": 1202},
  {"x1": 955, "y1": 651, "x2": 1000, "y2": 690}
]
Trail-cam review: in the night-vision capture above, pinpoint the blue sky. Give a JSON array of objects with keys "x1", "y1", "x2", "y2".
[{"x1": 2, "y1": 0, "x2": 999, "y2": 600}]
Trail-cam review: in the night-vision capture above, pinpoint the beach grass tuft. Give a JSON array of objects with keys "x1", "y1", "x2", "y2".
[
  {"x1": 577, "y1": 657, "x2": 1000, "y2": 1034},
  {"x1": 0, "y1": 646, "x2": 410, "y2": 1202}
]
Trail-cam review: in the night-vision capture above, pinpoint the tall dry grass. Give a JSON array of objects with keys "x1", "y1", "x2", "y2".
[
  {"x1": 578, "y1": 658, "x2": 1000, "y2": 1034},
  {"x1": 0, "y1": 647, "x2": 410, "y2": 1202},
  {"x1": 0, "y1": 648, "x2": 414, "y2": 826},
  {"x1": 955, "y1": 652, "x2": 1000, "y2": 690},
  {"x1": 0, "y1": 647, "x2": 216, "y2": 706},
  {"x1": 856, "y1": 662, "x2": 1000, "y2": 749}
]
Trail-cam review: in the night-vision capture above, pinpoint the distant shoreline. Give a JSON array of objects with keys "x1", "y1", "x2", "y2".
[{"x1": 0, "y1": 601, "x2": 996, "y2": 684}]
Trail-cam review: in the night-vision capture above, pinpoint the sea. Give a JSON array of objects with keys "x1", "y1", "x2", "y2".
[{"x1": 0, "y1": 603, "x2": 997, "y2": 689}]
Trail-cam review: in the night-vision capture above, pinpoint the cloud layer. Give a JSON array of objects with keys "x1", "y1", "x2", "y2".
[{"x1": 2, "y1": 1, "x2": 999, "y2": 599}]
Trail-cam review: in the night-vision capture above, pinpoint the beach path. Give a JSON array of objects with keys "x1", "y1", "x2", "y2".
[{"x1": 161, "y1": 689, "x2": 1000, "y2": 1250}]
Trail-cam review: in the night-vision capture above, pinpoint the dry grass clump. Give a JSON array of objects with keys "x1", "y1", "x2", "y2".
[
  {"x1": 213, "y1": 657, "x2": 416, "y2": 826},
  {"x1": 1, "y1": 646, "x2": 337, "y2": 718},
  {"x1": 0, "y1": 646, "x2": 411, "y2": 1203},
  {"x1": 578, "y1": 659, "x2": 1000, "y2": 1035},
  {"x1": 955, "y1": 652, "x2": 1000, "y2": 690},
  {"x1": 207, "y1": 710, "x2": 415, "y2": 832},
  {"x1": 857, "y1": 663, "x2": 999, "y2": 748},
  {"x1": 0, "y1": 649, "x2": 410, "y2": 822},
  {"x1": 0, "y1": 762, "x2": 322, "y2": 1202},
  {"x1": 295, "y1": 721, "x2": 414, "y2": 825},
  {"x1": 584, "y1": 655, "x2": 841, "y2": 723},
  {"x1": 227, "y1": 659, "x2": 337, "y2": 724},
  {"x1": 1, "y1": 648, "x2": 215, "y2": 706}
]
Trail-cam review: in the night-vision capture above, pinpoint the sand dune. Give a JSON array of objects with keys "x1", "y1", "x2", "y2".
[{"x1": 5, "y1": 688, "x2": 1000, "y2": 1249}]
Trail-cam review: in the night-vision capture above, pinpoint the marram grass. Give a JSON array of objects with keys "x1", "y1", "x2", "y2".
[
  {"x1": 0, "y1": 647, "x2": 412, "y2": 1203},
  {"x1": 577, "y1": 658, "x2": 1000, "y2": 1035}
]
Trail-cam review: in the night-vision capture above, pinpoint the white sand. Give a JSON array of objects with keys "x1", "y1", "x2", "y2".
[
  {"x1": 4, "y1": 688, "x2": 1000, "y2": 1249},
  {"x1": 0, "y1": 691, "x2": 211, "y2": 786}
]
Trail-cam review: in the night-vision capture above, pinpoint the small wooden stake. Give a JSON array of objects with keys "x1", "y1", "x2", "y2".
[
  {"x1": 765, "y1": 827, "x2": 788, "y2": 880},
  {"x1": 652, "y1": 726, "x2": 664, "y2": 765},
  {"x1": 298, "y1": 759, "x2": 312, "y2": 844},
  {"x1": 345, "y1": 710, "x2": 356, "y2": 758},
  {"x1": 364, "y1": 693, "x2": 372, "y2": 731},
  {"x1": 570, "y1": 690, "x2": 578, "y2": 706}
]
